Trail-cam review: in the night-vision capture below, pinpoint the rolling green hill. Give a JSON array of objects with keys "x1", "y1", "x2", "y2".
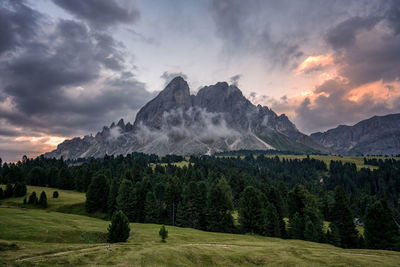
[{"x1": 1, "y1": 186, "x2": 400, "y2": 266}]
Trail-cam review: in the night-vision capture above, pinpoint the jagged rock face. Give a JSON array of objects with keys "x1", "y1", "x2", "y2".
[
  {"x1": 311, "y1": 114, "x2": 400, "y2": 155},
  {"x1": 45, "y1": 76, "x2": 330, "y2": 159},
  {"x1": 133, "y1": 77, "x2": 192, "y2": 130}
]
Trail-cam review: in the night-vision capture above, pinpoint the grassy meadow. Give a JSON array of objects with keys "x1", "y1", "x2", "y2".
[
  {"x1": 264, "y1": 154, "x2": 386, "y2": 170},
  {"x1": 1, "y1": 186, "x2": 400, "y2": 266}
]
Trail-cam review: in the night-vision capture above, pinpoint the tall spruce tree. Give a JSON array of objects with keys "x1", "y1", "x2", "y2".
[
  {"x1": 155, "y1": 182, "x2": 165, "y2": 220},
  {"x1": 265, "y1": 201, "x2": 281, "y2": 237},
  {"x1": 177, "y1": 182, "x2": 201, "y2": 228},
  {"x1": 266, "y1": 185, "x2": 286, "y2": 238},
  {"x1": 27, "y1": 167, "x2": 45, "y2": 186},
  {"x1": 207, "y1": 177, "x2": 234, "y2": 233},
  {"x1": 238, "y1": 186, "x2": 266, "y2": 235},
  {"x1": 365, "y1": 199, "x2": 400, "y2": 250},
  {"x1": 136, "y1": 178, "x2": 152, "y2": 222},
  {"x1": 290, "y1": 212, "x2": 304, "y2": 239},
  {"x1": 116, "y1": 179, "x2": 135, "y2": 221},
  {"x1": 38, "y1": 191, "x2": 47, "y2": 208},
  {"x1": 107, "y1": 178, "x2": 120, "y2": 217},
  {"x1": 86, "y1": 173, "x2": 109, "y2": 213},
  {"x1": 57, "y1": 168, "x2": 74, "y2": 190},
  {"x1": 197, "y1": 181, "x2": 208, "y2": 230},
  {"x1": 330, "y1": 186, "x2": 359, "y2": 248},
  {"x1": 4, "y1": 183, "x2": 13, "y2": 198},
  {"x1": 304, "y1": 216, "x2": 317, "y2": 242},
  {"x1": 144, "y1": 192, "x2": 159, "y2": 223},
  {"x1": 326, "y1": 223, "x2": 341, "y2": 247},
  {"x1": 166, "y1": 177, "x2": 181, "y2": 226},
  {"x1": 288, "y1": 185, "x2": 323, "y2": 241}
]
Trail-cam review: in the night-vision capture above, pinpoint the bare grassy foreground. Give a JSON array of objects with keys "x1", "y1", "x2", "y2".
[{"x1": 1, "y1": 187, "x2": 400, "y2": 266}]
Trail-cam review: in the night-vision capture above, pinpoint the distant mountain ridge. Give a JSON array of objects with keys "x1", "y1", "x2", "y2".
[
  {"x1": 44, "y1": 76, "x2": 330, "y2": 159},
  {"x1": 311, "y1": 113, "x2": 400, "y2": 156}
]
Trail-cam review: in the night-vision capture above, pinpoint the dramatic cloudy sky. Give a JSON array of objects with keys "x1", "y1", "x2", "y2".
[{"x1": 1, "y1": 0, "x2": 400, "y2": 162}]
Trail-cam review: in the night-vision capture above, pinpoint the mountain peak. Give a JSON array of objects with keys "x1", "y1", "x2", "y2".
[
  {"x1": 117, "y1": 118, "x2": 125, "y2": 128},
  {"x1": 133, "y1": 77, "x2": 192, "y2": 129},
  {"x1": 159, "y1": 76, "x2": 190, "y2": 102},
  {"x1": 45, "y1": 77, "x2": 333, "y2": 159}
]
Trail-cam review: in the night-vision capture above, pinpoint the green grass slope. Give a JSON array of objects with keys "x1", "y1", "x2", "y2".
[
  {"x1": 0, "y1": 185, "x2": 106, "y2": 218},
  {"x1": 0, "y1": 185, "x2": 85, "y2": 211},
  {"x1": 1, "y1": 186, "x2": 399, "y2": 266}
]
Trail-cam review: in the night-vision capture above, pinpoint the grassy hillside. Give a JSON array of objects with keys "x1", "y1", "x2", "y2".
[
  {"x1": 0, "y1": 185, "x2": 106, "y2": 219},
  {"x1": 0, "y1": 185, "x2": 85, "y2": 211},
  {"x1": 1, "y1": 187, "x2": 400, "y2": 266}
]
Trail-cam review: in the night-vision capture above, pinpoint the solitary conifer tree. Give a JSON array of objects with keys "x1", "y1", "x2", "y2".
[
  {"x1": 159, "y1": 225, "x2": 168, "y2": 242},
  {"x1": 28, "y1": 191, "x2": 37, "y2": 204},
  {"x1": 39, "y1": 191, "x2": 47, "y2": 208},
  {"x1": 107, "y1": 210, "x2": 130, "y2": 243}
]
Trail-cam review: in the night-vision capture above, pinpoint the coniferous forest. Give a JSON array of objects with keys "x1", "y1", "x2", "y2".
[{"x1": 1, "y1": 152, "x2": 400, "y2": 251}]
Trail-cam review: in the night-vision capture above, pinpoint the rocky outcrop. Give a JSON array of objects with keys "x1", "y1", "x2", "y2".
[
  {"x1": 311, "y1": 113, "x2": 400, "y2": 155},
  {"x1": 45, "y1": 76, "x2": 330, "y2": 159}
]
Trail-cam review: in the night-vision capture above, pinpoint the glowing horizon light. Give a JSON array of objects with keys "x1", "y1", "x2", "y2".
[{"x1": 295, "y1": 54, "x2": 334, "y2": 74}]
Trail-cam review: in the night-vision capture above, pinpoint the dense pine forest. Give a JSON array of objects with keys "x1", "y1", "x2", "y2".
[{"x1": 1, "y1": 152, "x2": 399, "y2": 251}]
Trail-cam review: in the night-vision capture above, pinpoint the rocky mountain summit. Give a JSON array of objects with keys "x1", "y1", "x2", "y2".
[
  {"x1": 45, "y1": 77, "x2": 329, "y2": 159},
  {"x1": 311, "y1": 113, "x2": 400, "y2": 156}
]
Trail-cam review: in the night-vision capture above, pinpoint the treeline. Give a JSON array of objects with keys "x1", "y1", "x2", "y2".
[{"x1": 0, "y1": 154, "x2": 399, "y2": 250}]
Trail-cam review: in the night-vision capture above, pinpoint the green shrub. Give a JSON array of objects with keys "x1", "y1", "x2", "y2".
[
  {"x1": 107, "y1": 210, "x2": 130, "y2": 243},
  {"x1": 38, "y1": 191, "x2": 47, "y2": 208},
  {"x1": 28, "y1": 192, "x2": 37, "y2": 204},
  {"x1": 159, "y1": 225, "x2": 168, "y2": 242}
]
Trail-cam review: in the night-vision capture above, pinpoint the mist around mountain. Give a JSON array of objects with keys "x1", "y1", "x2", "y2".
[{"x1": 45, "y1": 77, "x2": 329, "y2": 159}]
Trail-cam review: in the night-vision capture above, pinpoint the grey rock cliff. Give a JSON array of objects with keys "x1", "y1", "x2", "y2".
[
  {"x1": 45, "y1": 76, "x2": 330, "y2": 159},
  {"x1": 311, "y1": 113, "x2": 400, "y2": 155}
]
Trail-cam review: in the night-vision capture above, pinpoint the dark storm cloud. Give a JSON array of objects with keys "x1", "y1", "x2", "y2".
[
  {"x1": 0, "y1": 1, "x2": 152, "y2": 138},
  {"x1": 325, "y1": 0, "x2": 400, "y2": 86},
  {"x1": 386, "y1": 0, "x2": 400, "y2": 35},
  {"x1": 326, "y1": 16, "x2": 380, "y2": 50},
  {"x1": 291, "y1": 0, "x2": 400, "y2": 133},
  {"x1": 2, "y1": 19, "x2": 115, "y2": 115},
  {"x1": 208, "y1": 0, "x2": 382, "y2": 69},
  {"x1": 0, "y1": 128, "x2": 21, "y2": 137},
  {"x1": 0, "y1": 0, "x2": 40, "y2": 54},
  {"x1": 161, "y1": 71, "x2": 188, "y2": 86},
  {"x1": 52, "y1": 0, "x2": 139, "y2": 29},
  {"x1": 209, "y1": 0, "x2": 303, "y2": 68}
]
